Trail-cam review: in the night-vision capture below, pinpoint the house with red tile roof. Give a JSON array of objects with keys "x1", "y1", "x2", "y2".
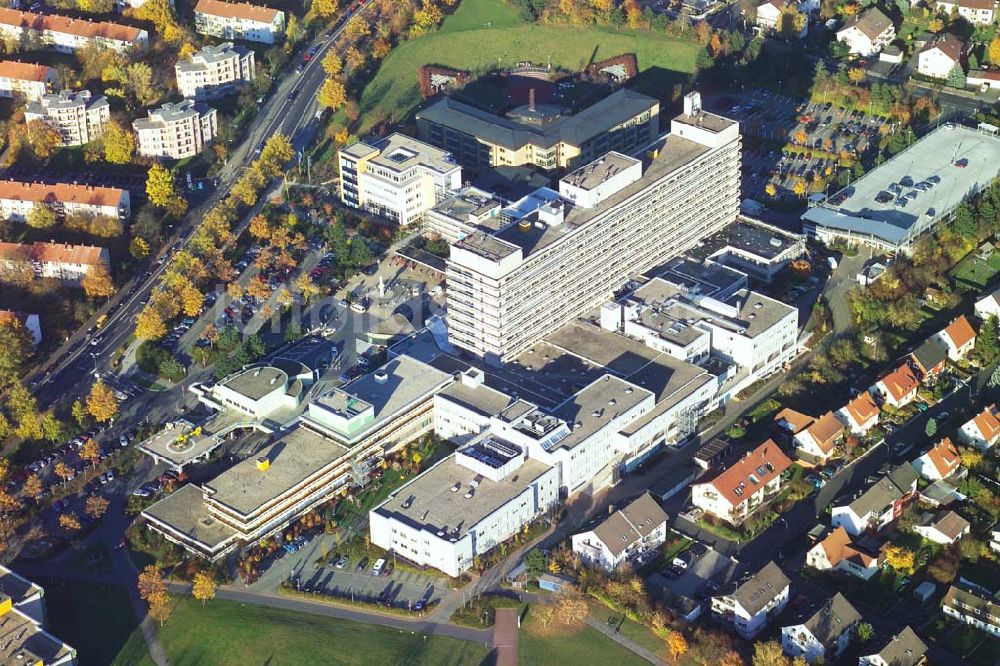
[
  {"x1": 805, "y1": 526, "x2": 881, "y2": 579},
  {"x1": 934, "y1": 316, "x2": 976, "y2": 361},
  {"x1": 836, "y1": 392, "x2": 880, "y2": 435},
  {"x1": 0, "y1": 9, "x2": 148, "y2": 54},
  {"x1": 0, "y1": 60, "x2": 58, "y2": 102},
  {"x1": 0, "y1": 241, "x2": 108, "y2": 285},
  {"x1": 793, "y1": 411, "x2": 844, "y2": 464},
  {"x1": 958, "y1": 404, "x2": 1000, "y2": 450},
  {"x1": 913, "y1": 438, "x2": 962, "y2": 481},
  {"x1": 691, "y1": 439, "x2": 792, "y2": 524},
  {"x1": 194, "y1": 0, "x2": 285, "y2": 44},
  {"x1": 872, "y1": 364, "x2": 920, "y2": 409}
]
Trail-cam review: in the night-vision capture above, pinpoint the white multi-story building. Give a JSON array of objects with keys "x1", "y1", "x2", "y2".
[
  {"x1": 446, "y1": 92, "x2": 741, "y2": 365},
  {"x1": 0, "y1": 241, "x2": 109, "y2": 284},
  {"x1": 24, "y1": 89, "x2": 109, "y2": 146},
  {"x1": 176, "y1": 42, "x2": 255, "y2": 99},
  {"x1": 0, "y1": 180, "x2": 129, "y2": 222},
  {"x1": 0, "y1": 61, "x2": 57, "y2": 102},
  {"x1": 133, "y1": 100, "x2": 217, "y2": 160},
  {"x1": 424, "y1": 186, "x2": 504, "y2": 243},
  {"x1": 710, "y1": 561, "x2": 790, "y2": 639},
  {"x1": 691, "y1": 439, "x2": 793, "y2": 524},
  {"x1": 918, "y1": 34, "x2": 965, "y2": 79},
  {"x1": 370, "y1": 436, "x2": 559, "y2": 578},
  {"x1": 781, "y1": 593, "x2": 861, "y2": 664},
  {"x1": 859, "y1": 626, "x2": 928, "y2": 666},
  {"x1": 0, "y1": 565, "x2": 77, "y2": 665},
  {"x1": 193, "y1": 0, "x2": 285, "y2": 44},
  {"x1": 942, "y1": 585, "x2": 1000, "y2": 637},
  {"x1": 836, "y1": 8, "x2": 895, "y2": 56},
  {"x1": 0, "y1": 8, "x2": 148, "y2": 53},
  {"x1": 338, "y1": 133, "x2": 462, "y2": 227},
  {"x1": 936, "y1": 0, "x2": 996, "y2": 24},
  {"x1": 571, "y1": 493, "x2": 667, "y2": 571}
]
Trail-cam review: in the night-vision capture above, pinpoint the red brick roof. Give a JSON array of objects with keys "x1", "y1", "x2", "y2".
[
  {"x1": 0, "y1": 8, "x2": 145, "y2": 43},
  {"x1": 703, "y1": 439, "x2": 792, "y2": 507},
  {"x1": 942, "y1": 315, "x2": 976, "y2": 350},
  {"x1": 878, "y1": 364, "x2": 920, "y2": 402},
  {"x1": 0, "y1": 60, "x2": 52, "y2": 82},
  {"x1": 0, "y1": 180, "x2": 125, "y2": 208},
  {"x1": 194, "y1": 0, "x2": 281, "y2": 23}
]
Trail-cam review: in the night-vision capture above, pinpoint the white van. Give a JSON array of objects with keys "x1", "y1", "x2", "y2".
[{"x1": 371, "y1": 558, "x2": 386, "y2": 576}]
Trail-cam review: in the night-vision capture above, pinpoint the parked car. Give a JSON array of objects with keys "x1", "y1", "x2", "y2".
[{"x1": 356, "y1": 557, "x2": 369, "y2": 572}]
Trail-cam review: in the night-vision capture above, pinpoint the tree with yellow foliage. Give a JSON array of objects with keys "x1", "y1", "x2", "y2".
[
  {"x1": 103, "y1": 121, "x2": 134, "y2": 164},
  {"x1": 848, "y1": 68, "x2": 866, "y2": 84},
  {"x1": 86, "y1": 379, "x2": 119, "y2": 423},
  {"x1": 318, "y1": 77, "x2": 347, "y2": 110},
  {"x1": 312, "y1": 0, "x2": 338, "y2": 19},
  {"x1": 667, "y1": 631, "x2": 689, "y2": 659},
  {"x1": 345, "y1": 46, "x2": 365, "y2": 70},
  {"x1": 883, "y1": 545, "x2": 915, "y2": 573},
  {"x1": 86, "y1": 495, "x2": 109, "y2": 520},
  {"x1": 180, "y1": 282, "x2": 204, "y2": 318},
  {"x1": 136, "y1": 306, "x2": 167, "y2": 340},
  {"x1": 411, "y1": 1, "x2": 443, "y2": 35},
  {"x1": 322, "y1": 50, "x2": 343, "y2": 77},
  {"x1": 59, "y1": 512, "x2": 81, "y2": 532},
  {"x1": 80, "y1": 438, "x2": 100, "y2": 466},
  {"x1": 23, "y1": 474, "x2": 43, "y2": 501},
  {"x1": 82, "y1": 265, "x2": 115, "y2": 299},
  {"x1": 249, "y1": 214, "x2": 271, "y2": 241},
  {"x1": 192, "y1": 571, "x2": 217, "y2": 605}
]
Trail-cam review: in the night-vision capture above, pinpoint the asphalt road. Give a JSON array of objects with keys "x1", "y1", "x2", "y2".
[{"x1": 28, "y1": 1, "x2": 375, "y2": 410}]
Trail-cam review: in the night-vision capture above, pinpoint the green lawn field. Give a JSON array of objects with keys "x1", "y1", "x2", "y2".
[
  {"x1": 358, "y1": 0, "x2": 699, "y2": 132},
  {"x1": 114, "y1": 597, "x2": 491, "y2": 666},
  {"x1": 518, "y1": 606, "x2": 652, "y2": 666}
]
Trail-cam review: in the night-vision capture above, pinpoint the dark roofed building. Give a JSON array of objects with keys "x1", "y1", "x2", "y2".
[
  {"x1": 781, "y1": 592, "x2": 862, "y2": 663},
  {"x1": 710, "y1": 561, "x2": 791, "y2": 638},
  {"x1": 909, "y1": 338, "x2": 948, "y2": 378},
  {"x1": 571, "y1": 493, "x2": 668, "y2": 571},
  {"x1": 860, "y1": 625, "x2": 927, "y2": 666}
]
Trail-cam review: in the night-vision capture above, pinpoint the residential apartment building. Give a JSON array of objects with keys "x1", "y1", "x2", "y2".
[
  {"x1": 571, "y1": 493, "x2": 667, "y2": 571},
  {"x1": 0, "y1": 565, "x2": 76, "y2": 665},
  {"x1": 416, "y1": 88, "x2": 659, "y2": 172},
  {"x1": 371, "y1": 436, "x2": 558, "y2": 577},
  {"x1": 934, "y1": 315, "x2": 976, "y2": 361},
  {"x1": 805, "y1": 526, "x2": 881, "y2": 579},
  {"x1": 24, "y1": 89, "x2": 109, "y2": 146},
  {"x1": 859, "y1": 626, "x2": 928, "y2": 666},
  {"x1": 0, "y1": 241, "x2": 109, "y2": 284},
  {"x1": 831, "y1": 463, "x2": 918, "y2": 535},
  {"x1": 0, "y1": 180, "x2": 129, "y2": 222},
  {"x1": 133, "y1": 100, "x2": 217, "y2": 159},
  {"x1": 958, "y1": 403, "x2": 1000, "y2": 449},
  {"x1": 836, "y1": 392, "x2": 880, "y2": 435},
  {"x1": 710, "y1": 561, "x2": 790, "y2": 639},
  {"x1": 690, "y1": 439, "x2": 792, "y2": 524},
  {"x1": 936, "y1": 0, "x2": 996, "y2": 24},
  {"x1": 781, "y1": 593, "x2": 861, "y2": 664},
  {"x1": 176, "y1": 42, "x2": 255, "y2": 99},
  {"x1": 0, "y1": 8, "x2": 148, "y2": 53},
  {"x1": 193, "y1": 0, "x2": 285, "y2": 44},
  {"x1": 942, "y1": 585, "x2": 1000, "y2": 637},
  {"x1": 447, "y1": 92, "x2": 741, "y2": 364},
  {"x1": 912, "y1": 437, "x2": 961, "y2": 481},
  {"x1": 836, "y1": 8, "x2": 895, "y2": 56},
  {"x1": 0, "y1": 60, "x2": 57, "y2": 102},
  {"x1": 917, "y1": 34, "x2": 965, "y2": 79},
  {"x1": 338, "y1": 133, "x2": 462, "y2": 226}
]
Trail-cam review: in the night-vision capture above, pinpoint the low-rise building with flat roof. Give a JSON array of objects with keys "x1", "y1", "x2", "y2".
[
  {"x1": 803, "y1": 124, "x2": 1000, "y2": 253},
  {"x1": 423, "y1": 186, "x2": 503, "y2": 243},
  {"x1": 370, "y1": 436, "x2": 558, "y2": 577},
  {"x1": 0, "y1": 565, "x2": 76, "y2": 665},
  {"x1": 708, "y1": 217, "x2": 806, "y2": 283}
]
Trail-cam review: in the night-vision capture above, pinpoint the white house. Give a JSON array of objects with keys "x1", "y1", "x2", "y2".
[
  {"x1": 936, "y1": 0, "x2": 996, "y2": 24},
  {"x1": 836, "y1": 391, "x2": 880, "y2": 435},
  {"x1": 942, "y1": 585, "x2": 1000, "y2": 637},
  {"x1": 974, "y1": 287, "x2": 1000, "y2": 319},
  {"x1": 912, "y1": 438, "x2": 961, "y2": 481},
  {"x1": 571, "y1": 493, "x2": 667, "y2": 571},
  {"x1": 781, "y1": 592, "x2": 862, "y2": 664},
  {"x1": 913, "y1": 510, "x2": 970, "y2": 545},
  {"x1": 691, "y1": 439, "x2": 792, "y2": 524},
  {"x1": 756, "y1": 0, "x2": 807, "y2": 37},
  {"x1": 934, "y1": 315, "x2": 976, "y2": 361},
  {"x1": 710, "y1": 561, "x2": 791, "y2": 639},
  {"x1": 859, "y1": 626, "x2": 928, "y2": 666},
  {"x1": 918, "y1": 34, "x2": 965, "y2": 80},
  {"x1": 193, "y1": 0, "x2": 285, "y2": 44},
  {"x1": 805, "y1": 526, "x2": 881, "y2": 580},
  {"x1": 831, "y1": 463, "x2": 918, "y2": 535},
  {"x1": 793, "y1": 411, "x2": 844, "y2": 464},
  {"x1": 836, "y1": 8, "x2": 895, "y2": 56},
  {"x1": 0, "y1": 60, "x2": 58, "y2": 102},
  {"x1": 871, "y1": 364, "x2": 920, "y2": 409},
  {"x1": 958, "y1": 404, "x2": 1000, "y2": 450}
]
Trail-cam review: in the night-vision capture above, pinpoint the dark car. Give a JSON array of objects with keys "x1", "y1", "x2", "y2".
[
  {"x1": 356, "y1": 557, "x2": 369, "y2": 572},
  {"x1": 288, "y1": 90, "x2": 299, "y2": 101}
]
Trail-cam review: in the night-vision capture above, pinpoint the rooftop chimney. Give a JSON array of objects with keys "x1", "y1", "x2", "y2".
[{"x1": 529, "y1": 88, "x2": 535, "y2": 112}]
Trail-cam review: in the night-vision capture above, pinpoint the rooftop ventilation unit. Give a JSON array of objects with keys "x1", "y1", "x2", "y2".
[{"x1": 373, "y1": 369, "x2": 389, "y2": 384}]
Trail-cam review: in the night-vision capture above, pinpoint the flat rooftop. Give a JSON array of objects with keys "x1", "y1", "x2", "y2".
[
  {"x1": 672, "y1": 110, "x2": 735, "y2": 134},
  {"x1": 432, "y1": 187, "x2": 503, "y2": 227},
  {"x1": 438, "y1": 379, "x2": 513, "y2": 418},
  {"x1": 656, "y1": 257, "x2": 746, "y2": 298},
  {"x1": 0, "y1": 608, "x2": 73, "y2": 665},
  {"x1": 219, "y1": 366, "x2": 288, "y2": 401},
  {"x1": 374, "y1": 455, "x2": 552, "y2": 537},
  {"x1": 310, "y1": 356, "x2": 450, "y2": 436},
  {"x1": 343, "y1": 132, "x2": 458, "y2": 176},
  {"x1": 804, "y1": 124, "x2": 1000, "y2": 246},
  {"x1": 202, "y1": 425, "x2": 351, "y2": 516},
  {"x1": 138, "y1": 420, "x2": 223, "y2": 469},
  {"x1": 722, "y1": 289, "x2": 796, "y2": 338},
  {"x1": 724, "y1": 219, "x2": 802, "y2": 260},
  {"x1": 0, "y1": 567, "x2": 40, "y2": 604},
  {"x1": 542, "y1": 321, "x2": 662, "y2": 376},
  {"x1": 552, "y1": 374, "x2": 652, "y2": 450},
  {"x1": 141, "y1": 483, "x2": 237, "y2": 551},
  {"x1": 562, "y1": 152, "x2": 641, "y2": 191},
  {"x1": 454, "y1": 131, "x2": 713, "y2": 262}
]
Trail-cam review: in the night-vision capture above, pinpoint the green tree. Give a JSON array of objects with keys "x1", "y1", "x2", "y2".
[
  {"x1": 26, "y1": 204, "x2": 57, "y2": 229},
  {"x1": 925, "y1": 418, "x2": 937, "y2": 438},
  {"x1": 71, "y1": 399, "x2": 90, "y2": 428},
  {"x1": 975, "y1": 315, "x2": 1000, "y2": 363},
  {"x1": 946, "y1": 63, "x2": 966, "y2": 89},
  {"x1": 857, "y1": 622, "x2": 875, "y2": 643},
  {"x1": 348, "y1": 238, "x2": 373, "y2": 268},
  {"x1": 0, "y1": 318, "x2": 32, "y2": 388},
  {"x1": 525, "y1": 548, "x2": 547, "y2": 580},
  {"x1": 145, "y1": 164, "x2": 176, "y2": 207}
]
